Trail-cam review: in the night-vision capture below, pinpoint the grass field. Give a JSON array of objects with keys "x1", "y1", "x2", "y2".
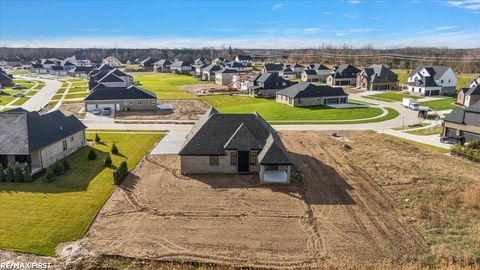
[
  {"x1": 68, "y1": 86, "x2": 88, "y2": 93},
  {"x1": 0, "y1": 132, "x2": 162, "y2": 256},
  {"x1": 135, "y1": 73, "x2": 209, "y2": 99},
  {"x1": 65, "y1": 92, "x2": 88, "y2": 99},
  {"x1": 0, "y1": 94, "x2": 16, "y2": 105},
  {"x1": 405, "y1": 125, "x2": 443, "y2": 136},
  {"x1": 419, "y1": 97, "x2": 458, "y2": 110},
  {"x1": 457, "y1": 76, "x2": 475, "y2": 88},
  {"x1": 200, "y1": 95, "x2": 391, "y2": 123},
  {"x1": 11, "y1": 97, "x2": 29, "y2": 106},
  {"x1": 363, "y1": 91, "x2": 420, "y2": 102},
  {"x1": 393, "y1": 70, "x2": 409, "y2": 85}
]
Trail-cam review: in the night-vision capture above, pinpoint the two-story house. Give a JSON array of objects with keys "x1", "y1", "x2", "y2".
[{"x1": 407, "y1": 66, "x2": 457, "y2": 96}]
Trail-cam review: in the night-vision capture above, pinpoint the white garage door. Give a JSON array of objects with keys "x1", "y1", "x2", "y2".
[
  {"x1": 97, "y1": 103, "x2": 116, "y2": 111},
  {"x1": 86, "y1": 104, "x2": 97, "y2": 112}
]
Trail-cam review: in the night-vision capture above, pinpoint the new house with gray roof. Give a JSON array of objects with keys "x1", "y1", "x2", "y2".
[
  {"x1": 457, "y1": 84, "x2": 480, "y2": 107},
  {"x1": 84, "y1": 85, "x2": 157, "y2": 113},
  {"x1": 276, "y1": 83, "x2": 348, "y2": 107},
  {"x1": 407, "y1": 66, "x2": 457, "y2": 96},
  {"x1": 179, "y1": 108, "x2": 292, "y2": 184},
  {"x1": 443, "y1": 101, "x2": 480, "y2": 142},
  {"x1": 327, "y1": 64, "x2": 361, "y2": 86},
  {"x1": 357, "y1": 64, "x2": 398, "y2": 90},
  {"x1": 0, "y1": 108, "x2": 86, "y2": 174}
]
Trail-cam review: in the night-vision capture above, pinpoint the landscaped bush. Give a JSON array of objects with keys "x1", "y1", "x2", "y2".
[
  {"x1": 104, "y1": 155, "x2": 112, "y2": 167},
  {"x1": 95, "y1": 133, "x2": 101, "y2": 143},
  {"x1": 23, "y1": 164, "x2": 32, "y2": 182},
  {"x1": 52, "y1": 161, "x2": 65, "y2": 176},
  {"x1": 44, "y1": 169, "x2": 55, "y2": 183},
  {"x1": 0, "y1": 166, "x2": 5, "y2": 182},
  {"x1": 111, "y1": 143, "x2": 119, "y2": 154},
  {"x1": 5, "y1": 165, "x2": 15, "y2": 182},
  {"x1": 88, "y1": 149, "x2": 97, "y2": 160},
  {"x1": 0, "y1": 163, "x2": 32, "y2": 182},
  {"x1": 113, "y1": 161, "x2": 129, "y2": 185},
  {"x1": 62, "y1": 159, "x2": 70, "y2": 170},
  {"x1": 451, "y1": 143, "x2": 480, "y2": 162}
]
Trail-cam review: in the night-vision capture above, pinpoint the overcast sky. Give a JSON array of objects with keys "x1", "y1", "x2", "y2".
[{"x1": 1, "y1": 0, "x2": 479, "y2": 49}]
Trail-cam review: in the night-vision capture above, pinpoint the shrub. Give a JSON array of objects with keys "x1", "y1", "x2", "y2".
[
  {"x1": 44, "y1": 169, "x2": 55, "y2": 183},
  {"x1": 62, "y1": 158, "x2": 70, "y2": 171},
  {"x1": 14, "y1": 164, "x2": 24, "y2": 182},
  {"x1": 104, "y1": 155, "x2": 112, "y2": 167},
  {"x1": 0, "y1": 166, "x2": 5, "y2": 182},
  {"x1": 5, "y1": 165, "x2": 15, "y2": 182},
  {"x1": 111, "y1": 143, "x2": 119, "y2": 155},
  {"x1": 113, "y1": 161, "x2": 129, "y2": 185},
  {"x1": 52, "y1": 162, "x2": 65, "y2": 176},
  {"x1": 23, "y1": 164, "x2": 32, "y2": 182},
  {"x1": 88, "y1": 149, "x2": 97, "y2": 160},
  {"x1": 95, "y1": 133, "x2": 101, "y2": 143}
]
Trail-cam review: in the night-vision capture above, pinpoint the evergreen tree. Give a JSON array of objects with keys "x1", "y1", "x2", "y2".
[
  {"x1": 104, "y1": 155, "x2": 112, "y2": 167},
  {"x1": 62, "y1": 158, "x2": 70, "y2": 170},
  {"x1": 5, "y1": 164, "x2": 15, "y2": 182},
  {"x1": 111, "y1": 143, "x2": 119, "y2": 155},
  {"x1": 0, "y1": 166, "x2": 5, "y2": 182},
  {"x1": 14, "y1": 164, "x2": 24, "y2": 182},
  {"x1": 44, "y1": 169, "x2": 55, "y2": 182},
  {"x1": 88, "y1": 149, "x2": 97, "y2": 160},
  {"x1": 95, "y1": 133, "x2": 101, "y2": 143},
  {"x1": 23, "y1": 164, "x2": 32, "y2": 182}
]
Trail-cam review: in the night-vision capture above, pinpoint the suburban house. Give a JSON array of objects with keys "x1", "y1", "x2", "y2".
[
  {"x1": 41, "y1": 59, "x2": 56, "y2": 69},
  {"x1": 102, "y1": 56, "x2": 123, "y2": 67},
  {"x1": 291, "y1": 63, "x2": 305, "y2": 76},
  {"x1": 140, "y1": 57, "x2": 158, "y2": 68},
  {"x1": 306, "y1": 64, "x2": 330, "y2": 82},
  {"x1": 249, "y1": 73, "x2": 293, "y2": 98},
  {"x1": 201, "y1": 64, "x2": 222, "y2": 81},
  {"x1": 235, "y1": 55, "x2": 253, "y2": 66},
  {"x1": 0, "y1": 108, "x2": 86, "y2": 174},
  {"x1": 71, "y1": 66, "x2": 94, "y2": 78},
  {"x1": 179, "y1": 108, "x2": 292, "y2": 184},
  {"x1": 356, "y1": 64, "x2": 398, "y2": 91},
  {"x1": 170, "y1": 60, "x2": 194, "y2": 75},
  {"x1": 442, "y1": 101, "x2": 480, "y2": 142},
  {"x1": 457, "y1": 85, "x2": 480, "y2": 107},
  {"x1": 262, "y1": 63, "x2": 284, "y2": 75},
  {"x1": 212, "y1": 57, "x2": 226, "y2": 65},
  {"x1": 84, "y1": 85, "x2": 157, "y2": 113},
  {"x1": 227, "y1": 61, "x2": 252, "y2": 72},
  {"x1": 195, "y1": 56, "x2": 210, "y2": 66},
  {"x1": 301, "y1": 69, "x2": 321, "y2": 82},
  {"x1": 276, "y1": 82, "x2": 348, "y2": 107},
  {"x1": 469, "y1": 76, "x2": 480, "y2": 88},
  {"x1": 67, "y1": 55, "x2": 92, "y2": 67},
  {"x1": 30, "y1": 63, "x2": 48, "y2": 74},
  {"x1": 279, "y1": 66, "x2": 296, "y2": 80},
  {"x1": 154, "y1": 59, "x2": 172, "y2": 72},
  {"x1": 0, "y1": 56, "x2": 23, "y2": 67},
  {"x1": 327, "y1": 64, "x2": 361, "y2": 86},
  {"x1": 89, "y1": 68, "x2": 133, "y2": 90},
  {"x1": 407, "y1": 66, "x2": 457, "y2": 96},
  {"x1": 0, "y1": 68, "x2": 14, "y2": 86},
  {"x1": 61, "y1": 60, "x2": 77, "y2": 72},
  {"x1": 240, "y1": 74, "x2": 261, "y2": 91},
  {"x1": 49, "y1": 65, "x2": 67, "y2": 76},
  {"x1": 194, "y1": 64, "x2": 208, "y2": 78},
  {"x1": 215, "y1": 68, "x2": 239, "y2": 86}
]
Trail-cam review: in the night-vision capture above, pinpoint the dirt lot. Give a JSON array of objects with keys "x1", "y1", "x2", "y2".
[
  {"x1": 43, "y1": 103, "x2": 85, "y2": 118},
  {"x1": 115, "y1": 99, "x2": 209, "y2": 121},
  {"x1": 76, "y1": 131, "x2": 480, "y2": 268}
]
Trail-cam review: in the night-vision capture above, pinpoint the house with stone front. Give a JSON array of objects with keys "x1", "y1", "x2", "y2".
[
  {"x1": 276, "y1": 82, "x2": 348, "y2": 107},
  {"x1": 102, "y1": 56, "x2": 123, "y2": 67},
  {"x1": 407, "y1": 66, "x2": 457, "y2": 96},
  {"x1": 442, "y1": 101, "x2": 480, "y2": 142},
  {"x1": 327, "y1": 64, "x2": 361, "y2": 86},
  {"x1": 457, "y1": 85, "x2": 480, "y2": 107},
  {"x1": 356, "y1": 64, "x2": 398, "y2": 91},
  {"x1": 0, "y1": 108, "x2": 86, "y2": 174},
  {"x1": 179, "y1": 108, "x2": 292, "y2": 184},
  {"x1": 84, "y1": 85, "x2": 157, "y2": 113}
]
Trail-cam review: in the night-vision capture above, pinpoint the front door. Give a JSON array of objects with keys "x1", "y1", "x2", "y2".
[{"x1": 237, "y1": 151, "x2": 250, "y2": 173}]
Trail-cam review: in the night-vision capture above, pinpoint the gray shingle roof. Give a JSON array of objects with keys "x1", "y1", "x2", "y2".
[
  {"x1": 277, "y1": 83, "x2": 348, "y2": 99},
  {"x1": 444, "y1": 101, "x2": 480, "y2": 125},
  {"x1": 408, "y1": 76, "x2": 438, "y2": 87},
  {"x1": 408, "y1": 66, "x2": 451, "y2": 80},
  {"x1": 84, "y1": 86, "x2": 156, "y2": 101},
  {"x1": 202, "y1": 64, "x2": 222, "y2": 72},
  {"x1": 179, "y1": 110, "x2": 291, "y2": 166},
  {"x1": 263, "y1": 63, "x2": 284, "y2": 72},
  {"x1": 331, "y1": 64, "x2": 361, "y2": 79},
  {"x1": 236, "y1": 55, "x2": 252, "y2": 61},
  {"x1": 258, "y1": 135, "x2": 291, "y2": 165},
  {"x1": 465, "y1": 85, "x2": 480, "y2": 96},
  {"x1": 0, "y1": 109, "x2": 86, "y2": 155}
]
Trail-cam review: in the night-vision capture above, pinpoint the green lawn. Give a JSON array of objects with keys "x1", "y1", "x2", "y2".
[
  {"x1": 457, "y1": 76, "x2": 475, "y2": 88},
  {"x1": 0, "y1": 93, "x2": 15, "y2": 105},
  {"x1": 405, "y1": 125, "x2": 443, "y2": 136},
  {"x1": 33, "y1": 81, "x2": 45, "y2": 90},
  {"x1": 68, "y1": 86, "x2": 88, "y2": 93},
  {"x1": 363, "y1": 91, "x2": 419, "y2": 102},
  {"x1": 201, "y1": 95, "x2": 390, "y2": 123},
  {"x1": 13, "y1": 79, "x2": 36, "y2": 89},
  {"x1": 11, "y1": 97, "x2": 29, "y2": 106},
  {"x1": 393, "y1": 69, "x2": 409, "y2": 85},
  {"x1": 419, "y1": 97, "x2": 458, "y2": 111},
  {"x1": 135, "y1": 73, "x2": 209, "y2": 99},
  {"x1": 0, "y1": 133, "x2": 162, "y2": 256},
  {"x1": 56, "y1": 87, "x2": 67, "y2": 94},
  {"x1": 65, "y1": 92, "x2": 88, "y2": 99}
]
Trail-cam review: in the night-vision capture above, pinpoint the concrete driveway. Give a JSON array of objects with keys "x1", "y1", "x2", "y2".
[{"x1": 151, "y1": 130, "x2": 189, "y2": 154}]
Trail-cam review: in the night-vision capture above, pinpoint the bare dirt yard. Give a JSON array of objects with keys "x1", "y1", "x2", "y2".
[
  {"x1": 115, "y1": 100, "x2": 209, "y2": 121},
  {"x1": 43, "y1": 102, "x2": 85, "y2": 118},
  {"x1": 78, "y1": 131, "x2": 480, "y2": 268}
]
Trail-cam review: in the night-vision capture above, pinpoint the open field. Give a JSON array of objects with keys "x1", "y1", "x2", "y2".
[
  {"x1": 201, "y1": 95, "x2": 391, "y2": 123},
  {"x1": 0, "y1": 133, "x2": 162, "y2": 256},
  {"x1": 419, "y1": 97, "x2": 458, "y2": 111},
  {"x1": 363, "y1": 91, "x2": 420, "y2": 102},
  {"x1": 65, "y1": 92, "x2": 88, "y2": 99},
  {"x1": 135, "y1": 73, "x2": 209, "y2": 99},
  {"x1": 82, "y1": 131, "x2": 480, "y2": 268}
]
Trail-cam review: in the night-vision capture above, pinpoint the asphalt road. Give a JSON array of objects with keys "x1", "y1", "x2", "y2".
[{"x1": 17, "y1": 76, "x2": 61, "y2": 112}]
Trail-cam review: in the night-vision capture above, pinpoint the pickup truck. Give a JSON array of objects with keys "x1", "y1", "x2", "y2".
[{"x1": 403, "y1": 98, "x2": 420, "y2": 110}]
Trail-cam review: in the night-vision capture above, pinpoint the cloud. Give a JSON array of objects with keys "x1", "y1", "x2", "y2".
[
  {"x1": 434, "y1": 25, "x2": 459, "y2": 31},
  {"x1": 346, "y1": 0, "x2": 361, "y2": 4},
  {"x1": 272, "y1": 3, "x2": 284, "y2": 10},
  {"x1": 322, "y1": 11, "x2": 332, "y2": 15},
  {"x1": 369, "y1": 16, "x2": 380, "y2": 20},
  {"x1": 304, "y1": 27, "x2": 321, "y2": 33},
  {"x1": 341, "y1": 13, "x2": 358, "y2": 19},
  {"x1": 446, "y1": 0, "x2": 480, "y2": 10}
]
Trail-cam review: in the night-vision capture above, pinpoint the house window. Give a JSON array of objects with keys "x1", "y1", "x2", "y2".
[
  {"x1": 249, "y1": 152, "x2": 257, "y2": 165},
  {"x1": 129, "y1": 101, "x2": 133, "y2": 105},
  {"x1": 209, "y1": 156, "x2": 219, "y2": 166},
  {"x1": 441, "y1": 80, "x2": 444, "y2": 83},
  {"x1": 62, "y1": 140, "x2": 67, "y2": 151},
  {"x1": 266, "y1": 165, "x2": 279, "y2": 171},
  {"x1": 138, "y1": 101, "x2": 142, "y2": 105},
  {"x1": 298, "y1": 98, "x2": 302, "y2": 104},
  {"x1": 230, "y1": 152, "x2": 237, "y2": 165},
  {"x1": 70, "y1": 136, "x2": 74, "y2": 142}
]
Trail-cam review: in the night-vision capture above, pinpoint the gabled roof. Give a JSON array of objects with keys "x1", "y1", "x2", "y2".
[
  {"x1": 257, "y1": 72, "x2": 287, "y2": 84},
  {"x1": 263, "y1": 63, "x2": 284, "y2": 72},
  {"x1": 258, "y1": 135, "x2": 291, "y2": 165},
  {"x1": 73, "y1": 66, "x2": 93, "y2": 73},
  {"x1": 228, "y1": 61, "x2": 246, "y2": 68},
  {"x1": 98, "y1": 72, "x2": 125, "y2": 83},
  {"x1": 50, "y1": 65, "x2": 65, "y2": 71},
  {"x1": 61, "y1": 60, "x2": 76, "y2": 66},
  {"x1": 203, "y1": 64, "x2": 222, "y2": 72},
  {"x1": 84, "y1": 85, "x2": 156, "y2": 101},
  {"x1": 465, "y1": 85, "x2": 480, "y2": 96},
  {"x1": 31, "y1": 63, "x2": 45, "y2": 69},
  {"x1": 179, "y1": 109, "x2": 291, "y2": 166},
  {"x1": 170, "y1": 60, "x2": 192, "y2": 68},
  {"x1": 303, "y1": 69, "x2": 318, "y2": 75},
  {"x1": 310, "y1": 64, "x2": 329, "y2": 70},
  {"x1": 0, "y1": 109, "x2": 86, "y2": 155},
  {"x1": 236, "y1": 55, "x2": 252, "y2": 61},
  {"x1": 361, "y1": 65, "x2": 397, "y2": 83},
  {"x1": 97, "y1": 63, "x2": 114, "y2": 71},
  {"x1": 444, "y1": 101, "x2": 480, "y2": 125},
  {"x1": 154, "y1": 59, "x2": 172, "y2": 67},
  {"x1": 331, "y1": 64, "x2": 361, "y2": 79},
  {"x1": 408, "y1": 66, "x2": 452, "y2": 80},
  {"x1": 277, "y1": 83, "x2": 348, "y2": 99},
  {"x1": 292, "y1": 63, "x2": 304, "y2": 68},
  {"x1": 216, "y1": 68, "x2": 238, "y2": 74},
  {"x1": 408, "y1": 76, "x2": 438, "y2": 87}
]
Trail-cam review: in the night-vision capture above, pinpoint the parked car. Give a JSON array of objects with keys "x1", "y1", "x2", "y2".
[
  {"x1": 12, "y1": 93, "x2": 25, "y2": 97},
  {"x1": 92, "y1": 108, "x2": 101, "y2": 115},
  {"x1": 102, "y1": 107, "x2": 112, "y2": 115},
  {"x1": 410, "y1": 103, "x2": 420, "y2": 110},
  {"x1": 440, "y1": 135, "x2": 465, "y2": 145},
  {"x1": 12, "y1": 85, "x2": 23, "y2": 90}
]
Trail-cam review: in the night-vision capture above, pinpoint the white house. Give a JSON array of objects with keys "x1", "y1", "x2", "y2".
[
  {"x1": 102, "y1": 56, "x2": 123, "y2": 67},
  {"x1": 407, "y1": 66, "x2": 457, "y2": 96},
  {"x1": 235, "y1": 55, "x2": 253, "y2": 66}
]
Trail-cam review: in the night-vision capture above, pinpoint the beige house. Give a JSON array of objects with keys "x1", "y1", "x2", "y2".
[
  {"x1": 276, "y1": 83, "x2": 348, "y2": 107},
  {"x1": 442, "y1": 101, "x2": 480, "y2": 142},
  {"x1": 84, "y1": 85, "x2": 157, "y2": 113},
  {"x1": 179, "y1": 108, "x2": 292, "y2": 184},
  {"x1": 457, "y1": 83, "x2": 480, "y2": 107},
  {"x1": 215, "y1": 68, "x2": 238, "y2": 86},
  {"x1": 0, "y1": 108, "x2": 86, "y2": 174},
  {"x1": 327, "y1": 64, "x2": 361, "y2": 86},
  {"x1": 356, "y1": 65, "x2": 398, "y2": 91},
  {"x1": 102, "y1": 56, "x2": 123, "y2": 67}
]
